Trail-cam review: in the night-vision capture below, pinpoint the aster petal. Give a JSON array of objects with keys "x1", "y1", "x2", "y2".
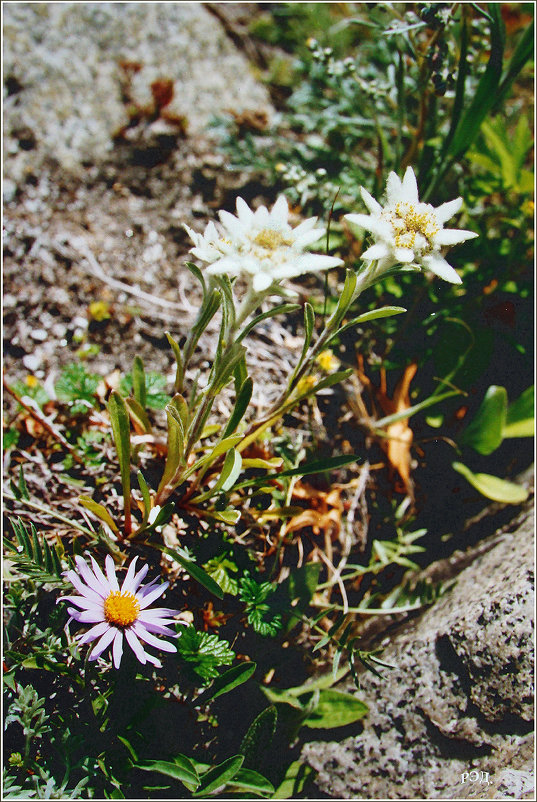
[
  {"x1": 252, "y1": 271, "x2": 274, "y2": 292},
  {"x1": 59, "y1": 595, "x2": 104, "y2": 612},
  {"x1": 361, "y1": 242, "x2": 391, "y2": 261},
  {"x1": 138, "y1": 621, "x2": 179, "y2": 636},
  {"x1": 143, "y1": 652, "x2": 162, "y2": 668},
  {"x1": 67, "y1": 607, "x2": 105, "y2": 624},
  {"x1": 76, "y1": 621, "x2": 110, "y2": 645},
  {"x1": 360, "y1": 186, "x2": 383, "y2": 215},
  {"x1": 89, "y1": 626, "x2": 117, "y2": 659},
  {"x1": 422, "y1": 253, "x2": 462, "y2": 284},
  {"x1": 138, "y1": 582, "x2": 169, "y2": 609},
  {"x1": 74, "y1": 555, "x2": 108, "y2": 597},
  {"x1": 236, "y1": 196, "x2": 255, "y2": 226},
  {"x1": 138, "y1": 607, "x2": 181, "y2": 618},
  {"x1": 270, "y1": 195, "x2": 289, "y2": 226},
  {"x1": 112, "y1": 631, "x2": 124, "y2": 669},
  {"x1": 125, "y1": 563, "x2": 149, "y2": 595},
  {"x1": 105, "y1": 555, "x2": 119, "y2": 591},
  {"x1": 125, "y1": 628, "x2": 147, "y2": 664},
  {"x1": 65, "y1": 570, "x2": 105, "y2": 605},
  {"x1": 433, "y1": 228, "x2": 477, "y2": 246},
  {"x1": 435, "y1": 197, "x2": 463, "y2": 224},
  {"x1": 132, "y1": 622, "x2": 177, "y2": 652},
  {"x1": 90, "y1": 556, "x2": 111, "y2": 592},
  {"x1": 120, "y1": 557, "x2": 139, "y2": 594},
  {"x1": 401, "y1": 166, "x2": 419, "y2": 203}
]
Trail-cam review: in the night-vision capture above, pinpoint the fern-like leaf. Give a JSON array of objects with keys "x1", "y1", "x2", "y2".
[{"x1": 4, "y1": 518, "x2": 66, "y2": 585}]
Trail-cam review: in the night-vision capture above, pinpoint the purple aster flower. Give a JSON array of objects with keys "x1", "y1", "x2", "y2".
[{"x1": 59, "y1": 554, "x2": 183, "y2": 669}]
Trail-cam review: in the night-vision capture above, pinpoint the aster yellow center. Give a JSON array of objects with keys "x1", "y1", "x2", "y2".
[
  {"x1": 104, "y1": 590, "x2": 140, "y2": 627},
  {"x1": 391, "y1": 202, "x2": 439, "y2": 251},
  {"x1": 253, "y1": 229, "x2": 287, "y2": 250}
]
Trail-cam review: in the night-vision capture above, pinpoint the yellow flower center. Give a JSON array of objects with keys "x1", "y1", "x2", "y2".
[
  {"x1": 253, "y1": 229, "x2": 287, "y2": 250},
  {"x1": 104, "y1": 590, "x2": 140, "y2": 627},
  {"x1": 391, "y1": 202, "x2": 439, "y2": 251}
]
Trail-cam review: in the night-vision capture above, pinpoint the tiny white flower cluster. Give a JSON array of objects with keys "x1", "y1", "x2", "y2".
[{"x1": 185, "y1": 195, "x2": 342, "y2": 294}]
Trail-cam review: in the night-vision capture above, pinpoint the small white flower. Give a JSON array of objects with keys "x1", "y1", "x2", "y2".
[
  {"x1": 59, "y1": 555, "x2": 184, "y2": 669},
  {"x1": 345, "y1": 166, "x2": 477, "y2": 284},
  {"x1": 184, "y1": 195, "x2": 343, "y2": 293}
]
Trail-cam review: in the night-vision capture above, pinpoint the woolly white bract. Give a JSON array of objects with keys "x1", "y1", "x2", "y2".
[
  {"x1": 185, "y1": 195, "x2": 343, "y2": 293},
  {"x1": 60, "y1": 555, "x2": 182, "y2": 669},
  {"x1": 345, "y1": 166, "x2": 477, "y2": 284}
]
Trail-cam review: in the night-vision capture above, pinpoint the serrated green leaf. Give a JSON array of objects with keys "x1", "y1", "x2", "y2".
[
  {"x1": 195, "y1": 662, "x2": 257, "y2": 705},
  {"x1": 176, "y1": 625, "x2": 234, "y2": 682},
  {"x1": 203, "y1": 555, "x2": 240, "y2": 595},
  {"x1": 79, "y1": 495, "x2": 119, "y2": 533},
  {"x1": 194, "y1": 755, "x2": 244, "y2": 797},
  {"x1": 452, "y1": 462, "x2": 529, "y2": 504},
  {"x1": 461, "y1": 385, "x2": 507, "y2": 455}
]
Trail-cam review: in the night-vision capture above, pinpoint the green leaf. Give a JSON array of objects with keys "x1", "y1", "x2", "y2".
[
  {"x1": 240, "y1": 706, "x2": 278, "y2": 770},
  {"x1": 452, "y1": 462, "x2": 529, "y2": 504},
  {"x1": 121, "y1": 371, "x2": 171, "y2": 409},
  {"x1": 203, "y1": 555, "x2": 240, "y2": 595},
  {"x1": 329, "y1": 306, "x2": 406, "y2": 340},
  {"x1": 287, "y1": 562, "x2": 321, "y2": 605},
  {"x1": 154, "y1": 546, "x2": 224, "y2": 599},
  {"x1": 157, "y1": 395, "x2": 187, "y2": 493},
  {"x1": 136, "y1": 757, "x2": 199, "y2": 788},
  {"x1": 328, "y1": 269, "x2": 357, "y2": 328},
  {"x1": 214, "y1": 448, "x2": 242, "y2": 493},
  {"x1": 228, "y1": 768, "x2": 275, "y2": 797},
  {"x1": 165, "y1": 331, "x2": 184, "y2": 393},
  {"x1": 176, "y1": 626, "x2": 235, "y2": 683},
  {"x1": 55, "y1": 363, "x2": 99, "y2": 412},
  {"x1": 448, "y1": 3, "x2": 505, "y2": 161},
  {"x1": 194, "y1": 755, "x2": 244, "y2": 797},
  {"x1": 503, "y1": 386, "x2": 534, "y2": 438},
  {"x1": 372, "y1": 389, "x2": 460, "y2": 429},
  {"x1": 277, "y1": 454, "x2": 358, "y2": 479},
  {"x1": 461, "y1": 385, "x2": 507, "y2": 455},
  {"x1": 79, "y1": 496, "x2": 119, "y2": 533},
  {"x1": 195, "y1": 662, "x2": 257, "y2": 705},
  {"x1": 107, "y1": 391, "x2": 131, "y2": 527},
  {"x1": 222, "y1": 377, "x2": 253, "y2": 438},
  {"x1": 303, "y1": 689, "x2": 368, "y2": 729},
  {"x1": 132, "y1": 356, "x2": 147, "y2": 409},
  {"x1": 288, "y1": 303, "x2": 316, "y2": 390},
  {"x1": 137, "y1": 471, "x2": 152, "y2": 526},
  {"x1": 185, "y1": 261, "x2": 207, "y2": 297},
  {"x1": 236, "y1": 303, "x2": 301, "y2": 343},
  {"x1": 272, "y1": 761, "x2": 315, "y2": 800},
  {"x1": 125, "y1": 397, "x2": 152, "y2": 434}
]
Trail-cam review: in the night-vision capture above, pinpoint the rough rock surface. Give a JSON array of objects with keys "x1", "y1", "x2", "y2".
[
  {"x1": 302, "y1": 509, "x2": 534, "y2": 800},
  {"x1": 3, "y1": 2, "x2": 271, "y2": 189}
]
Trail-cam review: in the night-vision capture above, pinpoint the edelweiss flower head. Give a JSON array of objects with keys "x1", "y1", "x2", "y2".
[
  {"x1": 185, "y1": 195, "x2": 343, "y2": 293},
  {"x1": 60, "y1": 555, "x2": 183, "y2": 669},
  {"x1": 345, "y1": 166, "x2": 477, "y2": 284}
]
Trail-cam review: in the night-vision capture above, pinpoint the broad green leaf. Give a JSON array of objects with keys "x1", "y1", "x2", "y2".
[
  {"x1": 228, "y1": 768, "x2": 275, "y2": 797},
  {"x1": 214, "y1": 448, "x2": 242, "y2": 493},
  {"x1": 107, "y1": 391, "x2": 131, "y2": 528},
  {"x1": 206, "y1": 508, "x2": 241, "y2": 525},
  {"x1": 195, "y1": 662, "x2": 257, "y2": 705},
  {"x1": 154, "y1": 545, "x2": 224, "y2": 599},
  {"x1": 241, "y1": 457, "x2": 283, "y2": 470},
  {"x1": 79, "y1": 496, "x2": 119, "y2": 532},
  {"x1": 132, "y1": 356, "x2": 146, "y2": 409},
  {"x1": 272, "y1": 761, "x2": 315, "y2": 800},
  {"x1": 194, "y1": 755, "x2": 244, "y2": 797},
  {"x1": 461, "y1": 385, "x2": 507, "y2": 455},
  {"x1": 452, "y1": 462, "x2": 529, "y2": 504},
  {"x1": 303, "y1": 689, "x2": 368, "y2": 729},
  {"x1": 222, "y1": 377, "x2": 253, "y2": 438},
  {"x1": 136, "y1": 757, "x2": 199, "y2": 788},
  {"x1": 240, "y1": 706, "x2": 277, "y2": 771},
  {"x1": 503, "y1": 386, "x2": 534, "y2": 438}
]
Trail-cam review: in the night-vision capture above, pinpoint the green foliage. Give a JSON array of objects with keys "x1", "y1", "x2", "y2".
[
  {"x1": 4, "y1": 518, "x2": 65, "y2": 584},
  {"x1": 5, "y1": 685, "x2": 49, "y2": 742},
  {"x1": 120, "y1": 370, "x2": 171, "y2": 409},
  {"x1": 55, "y1": 363, "x2": 100, "y2": 413},
  {"x1": 12, "y1": 378, "x2": 50, "y2": 410},
  {"x1": 239, "y1": 577, "x2": 284, "y2": 637},
  {"x1": 175, "y1": 625, "x2": 235, "y2": 683},
  {"x1": 203, "y1": 554, "x2": 240, "y2": 596}
]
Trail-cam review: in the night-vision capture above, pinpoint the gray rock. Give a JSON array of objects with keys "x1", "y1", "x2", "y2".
[
  {"x1": 3, "y1": 2, "x2": 271, "y2": 183},
  {"x1": 302, "y1": 510, "x2": 534, "y2": 799}
]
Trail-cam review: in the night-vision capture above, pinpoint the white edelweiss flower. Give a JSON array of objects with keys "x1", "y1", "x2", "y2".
[
  {"x1": 184, "y1": 195, "x2": 343, "y2": 293},
  {"x1": 345, "y1": 166, "x2": 477, "y2": 284}
]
